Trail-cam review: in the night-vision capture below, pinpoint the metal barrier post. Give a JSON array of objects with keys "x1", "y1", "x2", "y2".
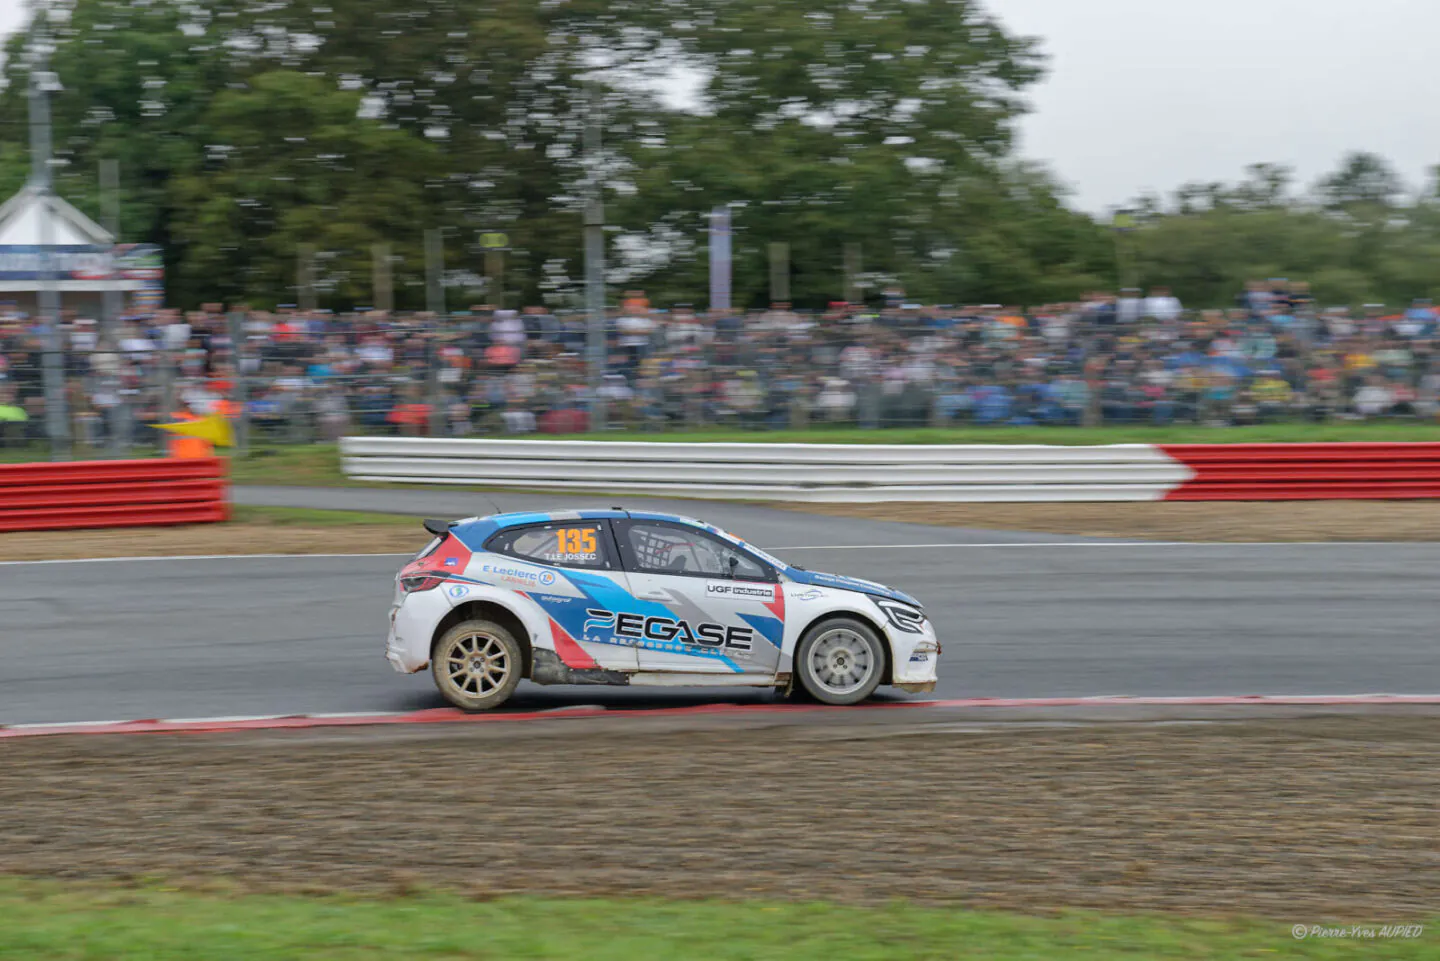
[
  {"x1": 158, "y1": 347, "x2": 175, "y2": 451},
  {"x1": 100, "y1": 158, "x2": 126, "y2": 457},
  {"x1": 227, "y1": 311, "x2": 249, "y2": 453}
]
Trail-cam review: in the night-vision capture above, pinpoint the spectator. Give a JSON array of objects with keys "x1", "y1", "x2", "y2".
[{"x1": 1143, "y1": 286, "x2": 1183, "y2": 322}]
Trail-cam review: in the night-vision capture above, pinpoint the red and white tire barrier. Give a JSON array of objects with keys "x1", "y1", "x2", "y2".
[
  {"x1": 4, "y1": 694, "x2": 1438, "y2": 739},
  {"x1": 0, "y1": 457, "x2": 228, "y2": 532},
  {"x1": 1159, "y1": 443, "x2": 1440, "y2": 500},
  {"x1": 340, "y1": 438, "x2": 1440, "y2": 502}
]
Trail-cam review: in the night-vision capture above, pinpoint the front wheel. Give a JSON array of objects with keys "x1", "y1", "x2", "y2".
[
  {"x1": 432, "y1": 620, "x2": 523, "y2": 711},
  {"x1": 795, "y1": 617, "x2": 885, "y2": 705}
]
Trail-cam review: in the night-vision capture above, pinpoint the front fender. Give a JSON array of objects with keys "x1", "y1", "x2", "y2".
[{"x1": 782, "y1": 589, "x2": 938, "y2": 688}]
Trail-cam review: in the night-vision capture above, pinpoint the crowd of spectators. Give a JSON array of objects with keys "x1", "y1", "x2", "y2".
[{"x1": 3, "y1": 280, "x2": 1440, "y2": 448}]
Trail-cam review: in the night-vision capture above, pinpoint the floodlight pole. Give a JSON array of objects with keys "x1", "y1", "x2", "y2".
[
  {"x1": 100, "y1": 157, "x2": 126, "y2": 454},
  {"x1": 29, "y1": 0, "x2": 70, "y2": 458},
  {"x1": 583, "y1": 84, "x2": 607, "y2": 433}
]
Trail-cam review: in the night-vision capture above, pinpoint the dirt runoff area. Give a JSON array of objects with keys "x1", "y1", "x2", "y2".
[
  {"x1": 790, "y1": 499, "x2": 1440, "y2": 542},
  {"x1": 6, "y1": 499, "x2": 1440, "y2": 562},
  {"x1": 3, "y1": 715, "x2": 1436, "y2": 917}
]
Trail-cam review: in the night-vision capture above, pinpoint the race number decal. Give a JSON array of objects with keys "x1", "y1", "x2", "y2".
[{"x1": 554, "y1": 527, "x2": 599, "y2": 563}]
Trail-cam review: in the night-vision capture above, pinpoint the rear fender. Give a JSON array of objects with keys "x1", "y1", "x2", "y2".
[{"x1": 437, "y1": 582, "x2": 553, "y2": 655}]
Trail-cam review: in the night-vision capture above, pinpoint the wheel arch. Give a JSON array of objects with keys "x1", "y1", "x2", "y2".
[
  {"x1": 793, "y1": 608, "x2": 892, "y2": 686},
  {"x1": 432, "y1": 600, "x2": 535, "y2": 679}
]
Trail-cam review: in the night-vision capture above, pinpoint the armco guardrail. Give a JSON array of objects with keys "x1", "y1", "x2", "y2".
[
  {"x1": 340, "y1": 437, "x2": 1192, "y2": 502},
  {"x1": 342, "y1": 438, "x2": 1440, "y2": 502},
  {"x1": 0, "y1": 457, "x2": 229, "y2": 532}
]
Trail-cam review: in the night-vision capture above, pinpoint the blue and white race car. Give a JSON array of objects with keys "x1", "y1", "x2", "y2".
[{"x1": 387, "y1": 509, "x2": 940, "y2": 710}]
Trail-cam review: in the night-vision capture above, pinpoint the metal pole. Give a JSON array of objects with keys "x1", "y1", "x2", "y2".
[
  {"x1": 844, "y1": 243, "x2": 862, "y2": 305},
  {"x1": 769, "y1": 242, "x2": 789, "y2": 305},
  {"x1": 158, "y1": 347, "x2": 174, "y2": 448},
  {"x1": 424, "y1": 229, "x2": 444, "y2": 315},
  {"x1": 372, "y1": 242, "x2": 392, "y2": 313},
  {"x1": 100, "y1": 157, "x2": 126, "y2": 456},
  {"x1": 226, "y1": 310, "x2": 249, "y2": 454},
  {"x1": 29, "y1": 0, "x2": 70, "y2": 459},
  {"x1": 297, "y1": 243, "x2": 317, "y2": 311},
  {"x1": 583, "y1": 85, "x2": 608, "y2": 433},
  {"x1": 424, "y1": 229, "x2": 445, "y2": 437},
  {"x1": 485, "y1": 248, "x2": 504, "y2": 309}
]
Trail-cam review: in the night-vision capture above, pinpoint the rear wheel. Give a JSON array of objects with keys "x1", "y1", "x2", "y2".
[
  {"x1": 795, "y1": 617, "x2": 885, "y2": 705},
  {"x1": 432, "y1": 620, "x2": 523, "y2": 711}
]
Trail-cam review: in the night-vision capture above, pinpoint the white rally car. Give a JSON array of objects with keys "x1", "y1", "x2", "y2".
[{"x1": 386, "y1": 509, "x2": 940, "y2": 710}]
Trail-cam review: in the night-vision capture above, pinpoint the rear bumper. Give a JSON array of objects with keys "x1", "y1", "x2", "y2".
[{"x1": 386, "y1": 592, "x2": 448, "y2": 674}]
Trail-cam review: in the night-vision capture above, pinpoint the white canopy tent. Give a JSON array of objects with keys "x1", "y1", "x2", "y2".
[{"x1": 0, "y1": 185, "x2": 147, "y2": 317}]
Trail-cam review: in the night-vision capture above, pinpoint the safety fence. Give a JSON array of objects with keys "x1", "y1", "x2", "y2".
[
  {"x1": 341, "y1": 437, "x2": 1440, "y2": 502},
  {"x1": 0, "y1": 457, "x2": 229, "y2": 532}
]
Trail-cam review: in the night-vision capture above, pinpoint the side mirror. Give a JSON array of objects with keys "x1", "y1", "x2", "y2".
[{"x1": 727, "y1": 554, "x2": 740, "y2": 578}]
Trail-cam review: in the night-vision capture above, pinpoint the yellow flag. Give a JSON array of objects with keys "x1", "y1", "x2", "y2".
[{"x1": 155, "y1": 414, "x2": 235, "y2": 448}]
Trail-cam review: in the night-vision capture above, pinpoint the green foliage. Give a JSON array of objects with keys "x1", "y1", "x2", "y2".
[
  {"x1": 167, "y1": 70, "x2": 443, "y2": 306},
  {"x1": 1131, "y1": 156, "x2": 1440, "y2": 308},
  {"x1": 4, "y1": 879, "x2": 1434, "y2": 961}
]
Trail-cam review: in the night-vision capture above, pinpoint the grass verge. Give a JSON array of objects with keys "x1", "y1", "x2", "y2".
[
  {"x1": 3, "y1": 878, "x2": 1426, "y2": 961},
  {"x1": 535, "y1": 421, "x2": 1440, "y2": 444},
  {"x1": 8, "y1": 421, "x2": 1440, "y2": 488},
  {"x1": 229, "y1": 504, "x2": 418, "y2": 527}
]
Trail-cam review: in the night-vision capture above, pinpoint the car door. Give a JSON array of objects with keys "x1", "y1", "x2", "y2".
[
  {"x1": 483, "y1": 519, "x2": 638, "y2": 672},
  {"x1": 613, "y1": 519, "x2": 785, "y2": 675}
]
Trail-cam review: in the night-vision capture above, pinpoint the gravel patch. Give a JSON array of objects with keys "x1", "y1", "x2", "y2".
[{"x1": 3, "y1": 716, "x2": 1434, "y2": 916}]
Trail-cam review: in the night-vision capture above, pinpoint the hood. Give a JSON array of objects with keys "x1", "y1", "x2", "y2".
[{"x1": 785, "y1": 567, "x2": 921, "y2": 608}]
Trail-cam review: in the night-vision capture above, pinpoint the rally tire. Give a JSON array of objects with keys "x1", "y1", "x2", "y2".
[
  {"x1": 795, "y1": 617, "x2": 885, "y2": 706},
  {"x1": 432, "y1": 620, "x2": 523, "y2": 711}
]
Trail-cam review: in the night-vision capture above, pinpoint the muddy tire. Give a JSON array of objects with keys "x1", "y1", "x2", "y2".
[
  {"x1": 431, "y1": 620, "x2": 523, "y2": 711},
  {"x1": 794, "y1": 617, "x2": 885, "y2": 706}
]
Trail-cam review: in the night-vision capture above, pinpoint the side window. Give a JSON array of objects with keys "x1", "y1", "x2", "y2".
[
  {"x1": 487, "y1": 521, "x2": 613, "y2": 570},
  {"x1": 621, "y1": 522, "x2": 772, "y2": 581}
]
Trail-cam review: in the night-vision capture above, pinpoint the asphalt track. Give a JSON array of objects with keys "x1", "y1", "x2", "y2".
[{"x1": 2, "y1": 486, "x2": 1439, "y2": 725}]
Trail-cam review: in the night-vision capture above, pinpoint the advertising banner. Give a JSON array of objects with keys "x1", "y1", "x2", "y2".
[{"x1": 0, "y1": 242, "x2": 165, "y2": 312}]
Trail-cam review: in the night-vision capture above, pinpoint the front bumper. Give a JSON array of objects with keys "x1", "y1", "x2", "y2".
[{"x1": 887, "y1": 619, "x2": 941, "y2": 687}]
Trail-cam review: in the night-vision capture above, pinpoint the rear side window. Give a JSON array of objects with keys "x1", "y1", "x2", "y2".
[
  {"x1": 618, "y1": 521, "x2": 773, "y2": 581},
  {"x1": 486, "y1": 521, "x2": 614, "y2": 570},
  {"x1": 414, "y1": 536, "x2": 443, "y2": 561}
]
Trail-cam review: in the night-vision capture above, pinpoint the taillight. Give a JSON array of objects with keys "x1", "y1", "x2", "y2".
[{"x1": 400, "y1": 573, "x2": 445, "y2": 593}]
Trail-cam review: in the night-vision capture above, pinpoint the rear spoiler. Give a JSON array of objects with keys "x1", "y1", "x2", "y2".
[{"x1": 423, "y1": 518, "x2": 454, "y2": 537}]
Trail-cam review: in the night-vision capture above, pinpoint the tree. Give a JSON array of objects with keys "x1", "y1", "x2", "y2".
[{"x1": 167, "y1": 71, "x2": 445, "y2": 306}]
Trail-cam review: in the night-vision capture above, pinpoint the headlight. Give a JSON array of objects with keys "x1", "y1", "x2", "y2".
[{"x1": 876, "y1": 598, "x2": 926, "y2": 634}]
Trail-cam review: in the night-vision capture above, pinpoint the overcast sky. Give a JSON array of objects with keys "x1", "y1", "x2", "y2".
[
  {"x1": 993, "y1": 0, "x2": 1440, "y2": 209},
  {"x1": 2, "y1": 0, "x2": 1436, "y2": 212}
]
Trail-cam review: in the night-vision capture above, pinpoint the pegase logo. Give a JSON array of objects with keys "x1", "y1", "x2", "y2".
[{"x1": 585, "y1": 608, "x2": 753, "y2": 652}]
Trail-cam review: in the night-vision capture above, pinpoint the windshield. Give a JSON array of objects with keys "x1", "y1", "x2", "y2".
[{"x1": 728, "y1": 536, "x2": 789, "y2": 572}]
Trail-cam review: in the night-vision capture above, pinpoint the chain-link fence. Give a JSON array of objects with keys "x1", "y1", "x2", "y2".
[{"x1": 3, "y1": 303, "x2": 1439, "y2": 458}]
